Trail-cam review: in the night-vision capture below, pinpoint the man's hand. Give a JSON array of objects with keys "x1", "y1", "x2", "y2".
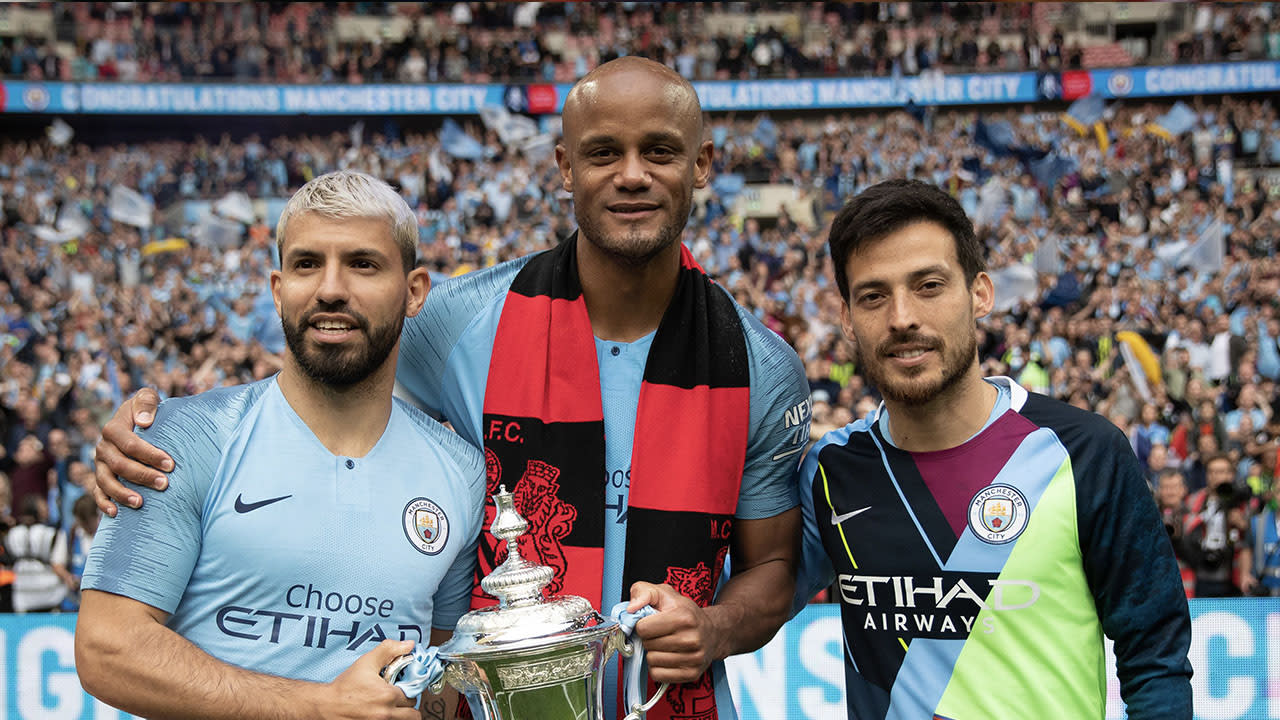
[
  {"x1": 1228, "y1": 508, "x2": 1250, "y2": 534},
  {"x1": 320, "y1": 639, "x2": 419, "y2": 720},
  {"x1": 1241, "y1": 572, "x2": 1259, "y2": 596},
  {"x1": 627, "y1": 582, "x2": 720, "y2": 685},
  {"x1": 92, "y1": 388, "x2": 171, "y2": 516}
]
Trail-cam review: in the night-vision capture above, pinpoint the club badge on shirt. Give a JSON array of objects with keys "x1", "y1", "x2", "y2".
[
  {"x1": 403, "y1": 497, "x2": 449, "y2": 555},
  {"x1": 968, "y1": 484, "x2": 1029, "y2": 545}
]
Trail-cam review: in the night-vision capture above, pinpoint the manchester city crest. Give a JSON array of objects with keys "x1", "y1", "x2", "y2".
[
  {"x1": 967, "y1": 484, "x2": 1029, "y2": 545},
  {"x1": 402, "y1": 497, "x2": 449, "y2": 555}
]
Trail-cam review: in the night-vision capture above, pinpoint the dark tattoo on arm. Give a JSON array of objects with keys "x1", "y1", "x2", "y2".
[{"x1": 420, "y1": 697, "x2": 447, "y2": 720}]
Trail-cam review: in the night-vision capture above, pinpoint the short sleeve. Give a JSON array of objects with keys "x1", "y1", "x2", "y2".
[
  {"x1": 80, "y1": 402, "x2": 211, "y2": 613},
  {"x1": 736, "y1": 306, "x2": 810, "y2": 519}
]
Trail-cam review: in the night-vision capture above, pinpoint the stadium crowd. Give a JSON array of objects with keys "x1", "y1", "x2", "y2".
[
  {"x1": 3, "y1": 2, "x2": 1280, "y2": 84},
  {"x1": 3, "y1": 5, "x2": 1280, "y2": 611}
]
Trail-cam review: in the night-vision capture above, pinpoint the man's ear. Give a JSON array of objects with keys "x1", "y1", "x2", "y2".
[
  {"x1": 839, "y1": 299, "x2": 856, "y2": 345},
  {"x1": 269, "y1": 270, "x2": 283, "y2": 318},
  {"x1": 555, "y1": 143, "x2": 572, "y2": 193},
  {"x1": 405, "y1": 267, "x2": 430, "y2": 318},
  {"x1": 693, "y1": 139, "x2": 713, "y2": 189},
  {"x1": 972, "y1": 271, "x2": 994, "y2": 321}
]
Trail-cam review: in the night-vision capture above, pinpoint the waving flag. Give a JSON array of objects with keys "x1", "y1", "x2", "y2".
[
  {"x1": 108, "y1": 185, "x2": 155, "y2": 229},
  {"x1": 1062, "y1": 95, "x2": 1105, "y2": 135},
  {"x1": 439, "y1": 118, "x2": 487, "y2": 160},
  {"x1": 1148, "y1": 101, "x2": 1197, "y2": 141}
]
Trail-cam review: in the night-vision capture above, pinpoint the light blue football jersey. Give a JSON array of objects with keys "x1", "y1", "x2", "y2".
[
  {"x1": 83, "y1": 377, "x2": 486, "y2": 683},
  {"x1": 396, "y1": 252, "x2": 810, "y2": 720}
]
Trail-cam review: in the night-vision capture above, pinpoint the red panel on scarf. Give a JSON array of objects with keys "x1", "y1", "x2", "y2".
[
  {"x1": 557, "y1": 544, "x2": 606, "y2": 602},
  {"x1": 629, "y1": 384, "x2": 749, "y2": 514},
  {"x1": 485, "y1": 293, "x2": 601, "y2": 422}
]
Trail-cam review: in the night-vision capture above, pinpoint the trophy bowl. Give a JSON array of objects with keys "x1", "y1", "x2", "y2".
[{"x1": 385, "y1": 486, "x2": 666, "y2": 720}]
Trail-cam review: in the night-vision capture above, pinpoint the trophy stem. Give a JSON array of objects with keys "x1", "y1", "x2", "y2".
[{"x1": 482, "y1": 485, "x2": 556, "y2": 607}]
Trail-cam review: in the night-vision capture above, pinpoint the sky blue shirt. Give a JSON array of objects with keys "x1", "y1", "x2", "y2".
[
  {"x1": 83, "y1": 378, "x2": 486, "y2": 683},
  {"x1": 396, "y1": 252, "x2": 810, "y2": 720}
]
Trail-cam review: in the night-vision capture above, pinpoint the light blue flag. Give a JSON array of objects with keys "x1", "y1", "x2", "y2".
[
  {"x1": 439, "y1": 118, "x2": 487, "y2": 160},
  {"x1": 1066, "y1": 95, "x2": 1105, "y2": 126},
  {"x1": 1155, "y1": 101, "x2": 1197, "y2": 137}
]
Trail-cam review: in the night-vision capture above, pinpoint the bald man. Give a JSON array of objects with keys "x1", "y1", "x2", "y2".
[{"x1": 93, "y1": 57, "x2": 809, "y2": 720}]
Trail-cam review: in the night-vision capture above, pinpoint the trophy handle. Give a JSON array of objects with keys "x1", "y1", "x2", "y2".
[
  {"x1": 621, "y1": 680, "x2": 669, "y2": 720},
  {"x1": 610, "y1": 603, "x2": 671, "y2": 720},
  {"x1": 380, "y1": 644, "x2": 445, "y2": 698}
]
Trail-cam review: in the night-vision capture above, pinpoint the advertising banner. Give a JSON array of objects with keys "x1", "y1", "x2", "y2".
[
  {"x1": 2, "y1": 599, "x2": 1277, "y2": 719},
  {"x1": 724, "y1": 598, "x2": 1278, "y2": 720},
  {"x1": 1, "y1": 62, "x2": 1273, "y2": 117}
]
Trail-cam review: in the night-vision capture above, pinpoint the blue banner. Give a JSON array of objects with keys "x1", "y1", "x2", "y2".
[
  {"x1": 0, "y1": 82, "x2": 507, "y2": 115},
  {"x1": 1093, "y1": 62, "x2": 1280, "y2": 100},
  {"x1": 4, "y1": 62, "x2": 1278, "y2": 116},
  {"x1": 695, "y1": 73, "x2": 1039, "y2": 110},
  {"x1": 2, "y1": 613, "x2": 137, "y2": 719},
  {"x1": 2, "y1": 599, "x2": 1276, "y2": 719},
  {"x1": 723, "y1": 598, "x2": 1280, "y2": 719}
]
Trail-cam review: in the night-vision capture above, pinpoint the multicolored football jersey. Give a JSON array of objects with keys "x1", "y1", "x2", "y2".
[{"x1": 796, "y1": 377, "x2": 1192, "y2": 719}]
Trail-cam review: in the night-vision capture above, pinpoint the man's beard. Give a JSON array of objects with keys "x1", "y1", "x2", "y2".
[
  {"x1": 855, "y1": 329, "x2": 977, "y2": 407},
  {"x1": 281, "y1": 303, "x2": 403, "y2": 388},
  {"x1": 574, "y1": 198, "x2": 690, "y2": 267}
]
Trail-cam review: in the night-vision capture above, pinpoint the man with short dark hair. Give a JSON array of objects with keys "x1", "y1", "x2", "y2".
[
  {"x1": 1182, "y1": 453, "x2": 1256, "y2": 597},
  {"x1": 796, "y1": 179, "x2": 1192, "y2": 718}
]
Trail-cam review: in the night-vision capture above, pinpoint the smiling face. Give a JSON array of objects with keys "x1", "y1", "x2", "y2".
[
  {"x1": 271, "y1": 213, "x2": 427, "y2": 389},
  {"x1": 556, "y1": 59, "x2": 712, "y2": 267},
  {"x1": 840, "y1": 221, "x2": 992, "y2": 408}
]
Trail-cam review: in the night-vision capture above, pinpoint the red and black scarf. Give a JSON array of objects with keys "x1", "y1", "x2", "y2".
[{"x1": 475, "y1": 234, "x2": 749, "y2": 720}]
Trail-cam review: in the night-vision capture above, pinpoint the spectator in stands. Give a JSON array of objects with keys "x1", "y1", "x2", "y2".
[
  {"x1": 3, "y1": 3, "x2": 1275, "y2": 84},
  {"x1": 1182, "y1": 453, "x2": 1257, "y2": 597},
  {"x1": 1156, "y1": 467, "x2": 1195, "y2": 597},
  {"x1": 59, "y1": 494, "x2": 98, "y2": 611},
  {"x1": 1132, "y1": 402, "x2": 1173, "y2": 468},
  {"x1": 4, "y1": 435, "x2": 53, "y2": 519},
  {"x1": 6, "y1": 495, "x2": 69, "y2": 612},
  {"x1": 1146, "y1": 442, "x2": 1173, "y2": 490}
]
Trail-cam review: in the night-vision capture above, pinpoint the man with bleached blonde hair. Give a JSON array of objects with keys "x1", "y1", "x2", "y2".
[{"x1": 77, "y1": 171, "x2": 484, "y2": 720}]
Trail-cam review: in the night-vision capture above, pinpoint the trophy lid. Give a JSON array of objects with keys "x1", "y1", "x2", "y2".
[{"x1": 440, "y1": 486, "x2": 618, "y2": 659}]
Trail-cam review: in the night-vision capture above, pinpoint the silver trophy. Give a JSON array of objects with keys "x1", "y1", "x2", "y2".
[{"x1": 385, "y1": 486, "x2": 668, "y2": 720}]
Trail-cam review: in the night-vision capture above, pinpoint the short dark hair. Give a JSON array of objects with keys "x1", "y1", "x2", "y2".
[
  {"x1": 827, "y1": 179, "x2": 985, "y2": 300},
  {"x1": 1205, "y1": 453, "x2": 1235, "y2": 472}
]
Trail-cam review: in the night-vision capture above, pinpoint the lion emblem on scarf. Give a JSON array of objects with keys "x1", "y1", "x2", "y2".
[{"x1": 476, "y1": 454, "x2": 577, "y2": 598}]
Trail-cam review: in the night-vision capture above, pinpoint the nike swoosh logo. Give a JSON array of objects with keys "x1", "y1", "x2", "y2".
[
  {"x1": 234, "y1": 493, "x2": 293, "y2": 514},
  {"x1": 831, "y1": 506, "x2": 871, "y2": 525}
]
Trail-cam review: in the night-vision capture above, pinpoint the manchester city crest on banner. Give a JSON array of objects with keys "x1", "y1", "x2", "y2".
[
  {"x1": 403, "y1": 497, "x2": 449, "y2": 555},
  {"x1": 967, "y1": 484, "x2": 1029, "y2": 545}
]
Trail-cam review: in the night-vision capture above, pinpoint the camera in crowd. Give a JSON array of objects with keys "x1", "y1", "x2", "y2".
[
  {"x1": 1196, "y1": 482, "x2": 1254, "y2": 569},
  {"x1": 1215, "y1": 480, "x2": 1254, "y2": 509}
]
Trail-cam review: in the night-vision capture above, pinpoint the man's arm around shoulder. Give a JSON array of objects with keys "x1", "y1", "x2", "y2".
[{"x1": 75, "y1": 590, "x2": 419, "y2": 720}]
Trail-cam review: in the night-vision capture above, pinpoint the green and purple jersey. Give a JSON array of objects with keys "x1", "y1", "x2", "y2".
[{"x1": 796, "y1": 378, "x2": 1192, "y2": 719}]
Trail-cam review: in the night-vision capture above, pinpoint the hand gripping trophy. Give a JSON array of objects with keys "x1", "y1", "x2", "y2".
[{"x1": 385, "y1": 486, "x2": 667, "y2": 719}]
